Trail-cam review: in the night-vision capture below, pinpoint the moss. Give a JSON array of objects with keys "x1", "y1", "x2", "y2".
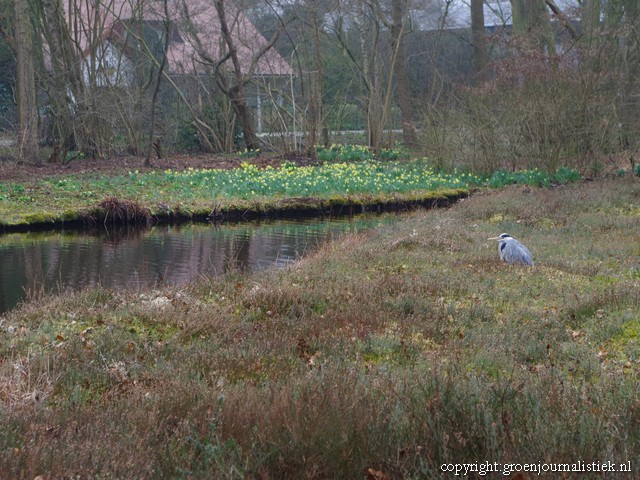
[
  {"x1": 23, "y1": 212, "x2": 58, "y2": 224},
  {"x1": 62, "y1": 210, "x2": 79, "y2": 222},
  {"x1": 123, "y1": 315, "x2": 179, "y2": 341},
  {"x1": 605, "y1": 314, "x2": 640, "y2": 360}
]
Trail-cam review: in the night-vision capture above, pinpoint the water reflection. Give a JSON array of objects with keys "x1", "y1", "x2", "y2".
[{"x1": 0, "y1": 215, "x2": 393, "y2": 315}]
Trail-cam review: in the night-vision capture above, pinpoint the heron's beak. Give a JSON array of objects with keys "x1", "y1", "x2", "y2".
[{"x1": 487, "y1": 236, "x2": 500, "y2": 241}]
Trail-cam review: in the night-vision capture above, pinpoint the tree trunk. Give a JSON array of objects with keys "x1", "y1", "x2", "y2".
[
  {"x1": 41, "y1": 0, "x2": 83, "y2": 157},
  {"x1": 214, "y1": 0, "x2": 260, "y2": 151},
  {"x1": 510, "y1": 0, "x2": 556, "y2": 55},
  {"x1": 14, "y1": 0, "x2": 39, "y2": 164},
  {"x1": 229, "y1": 85, "x2": 259, "y2": 150},
  {"x1": 306, "y1": 3, "x2": 324, "y2": 154},
  {"x1": 357, "y1": 1, "x2": 383, "y2": 151},
  {"x1": 144, "y1": 0, "x2": 170, "y2": 166},
  {"x1": 390, "y1": 0, "x2": 417, "y2": 147},
  {"x1": 471, "y1": 0, "x2": 488, "y2": 83},
  {"x1": 609, "y1": 1, "x2": 640, "y2": 151},
  {"x1": 583, "y1": 0, "x2": 601, "y2": 35}
]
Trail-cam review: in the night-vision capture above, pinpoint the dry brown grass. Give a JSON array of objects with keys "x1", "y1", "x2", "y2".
[
  {"x1": 93, "y1": 196, "x2": 153, "y2": 225},
  {"x1": 1, "y1": 178, "x2": 639, "y2": 478}
]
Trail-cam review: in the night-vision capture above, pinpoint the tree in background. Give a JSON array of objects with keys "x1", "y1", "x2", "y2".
[
  {"x1": 38, "y1": 0, "x2": 114, "y2": 160},
  {"x1": 301, "y1": 0, "x2": 328, "y2": 153},
  {"x1": 213, "y1": 0, "x2": 261, "y2": 151},
  {"x1": 2, "y1": 0, "x2": 640, "y2": 171},
  {"x1": 510, "y1": 0, "x2": 556, "y2": 55},
  {"x1": 13, "y1": 0, "x2": 39, "y2": 163},
  {"x1": 470, "y1": 0, "x2": 488, "y2": 83},
  {"x1": 603, "y1": 0, "x2": 640, "y2": 157},
  {"x1": 389, "y1": 0, "x2": 417, "y2": 147},
  {"x1": 143, "y1": 0, "x2": 170, "y2": 166},
  {"x1": 177, "y1": 0, "x2": 288, "y2": 152},
  {"x1": 330, "y1": 0, "x2": 391, "y2": 152}
]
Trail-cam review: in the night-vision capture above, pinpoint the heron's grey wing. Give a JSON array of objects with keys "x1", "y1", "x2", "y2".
[{"x1": 502, "y1": 241, "x2": 534, "y2": 266}]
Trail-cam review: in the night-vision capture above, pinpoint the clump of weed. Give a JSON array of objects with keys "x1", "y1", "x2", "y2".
[{"x1": 93, "y1": 196, "x2": 153, "y2": 225}]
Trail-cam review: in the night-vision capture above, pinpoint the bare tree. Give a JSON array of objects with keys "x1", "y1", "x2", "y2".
[
  {"x1": 471, "y1": 0, "x2": 488, "y2": 83},
  {"x1": 213, "y1": 0, "x2": 261, "y2": 150},
  {"x1": 39, "y1": 0, "x2": 113, "y2": 160},
  {"x1": 389, "y1": 0, "x2": 417, "y2": 147},
  {"x1": 177, "y1": 0, "x2": 287, "y2": 151},
  {"x1": 510, "y1": 0, "x2": 556, "y2": 55},
  {"x1": 13, "y1": 0, "x2": 39, "y2": 163},
  {"x1": 331, "y1": 1, "x2": 386, "y2": 152},
  {"x1": 144, "y1": 0, "x2": 170, "y2": 166},
  {"x1": 305, "y1": 1, "x2": 326, "y2": 152},
  {"x1": 602, "y1": 0, "x2": 640, "y2": 156},
  {"x1": 329, "y1": 0, "x2": 417, "y2": 152}
]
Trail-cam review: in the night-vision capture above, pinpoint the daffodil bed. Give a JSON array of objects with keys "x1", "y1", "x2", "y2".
[{"x1": 0, "y1": 158, "x2": 579, "y2": 229}]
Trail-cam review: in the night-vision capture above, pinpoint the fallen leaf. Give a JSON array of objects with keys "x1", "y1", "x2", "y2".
[{"x1": 366, "y1": 468, "x2": 389, "y2": 480}]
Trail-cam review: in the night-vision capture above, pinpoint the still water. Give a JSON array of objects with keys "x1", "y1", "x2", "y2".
[{"x1": 0, "y1": 214, "x2": 394, "y2": 315}]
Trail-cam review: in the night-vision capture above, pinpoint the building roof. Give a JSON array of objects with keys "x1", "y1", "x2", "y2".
[{"x1": 59, "y1": 0, "x2": 293, "y2": 77}]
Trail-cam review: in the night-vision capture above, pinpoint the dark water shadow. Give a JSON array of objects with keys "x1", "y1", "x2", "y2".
[{"x1": 0, "y1": 214, "x2": 396, "y2": 315}]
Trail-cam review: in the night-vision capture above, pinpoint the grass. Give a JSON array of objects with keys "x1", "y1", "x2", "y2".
[
  {"x1": 1, "y1": 177, "x2": 638, "y2": 478},
  {"x1": 315, "y1": 144, "x2": 410, "y2": 162},
  {"x1": 0, "y1": 157, "x2": 579, "y2": 228}
]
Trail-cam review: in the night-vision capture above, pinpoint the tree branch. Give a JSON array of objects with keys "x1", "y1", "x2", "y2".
[
  {"x1": 0, "y1": 23, "x2": 15, "y2": 53},
  {"x1": 544, "y1": 0, "x2": 579, "y2": 40}
]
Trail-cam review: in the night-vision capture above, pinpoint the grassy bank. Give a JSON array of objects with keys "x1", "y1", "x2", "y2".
[
  {"x1": 1, "y1": 178, "x2": 638, "y2": 478},
  {"x1": 0, "y1": 158, "x2": 579, "y2": 229}
]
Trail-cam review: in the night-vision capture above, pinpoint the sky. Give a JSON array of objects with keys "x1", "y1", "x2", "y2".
[{"x1": 412, "y1": 0, "x2": 581, "y2": 31}]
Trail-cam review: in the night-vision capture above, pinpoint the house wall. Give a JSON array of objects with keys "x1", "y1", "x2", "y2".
[{"x1": 82, "y1": 41, "x2": 136, "y2": 87}]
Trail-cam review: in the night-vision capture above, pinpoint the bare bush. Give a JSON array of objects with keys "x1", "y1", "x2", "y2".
[{"x1": 421, "y1": 47, "x2": 626, "y2": 174}]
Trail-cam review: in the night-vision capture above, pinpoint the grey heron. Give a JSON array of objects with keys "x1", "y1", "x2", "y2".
[{"x1": 488, "y1": 233, "x2": 534, "y2": 266}]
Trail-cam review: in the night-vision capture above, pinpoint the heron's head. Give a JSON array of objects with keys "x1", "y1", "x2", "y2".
[{"x1": 488, "y1": 233, "x2": 513, "y2": 242}]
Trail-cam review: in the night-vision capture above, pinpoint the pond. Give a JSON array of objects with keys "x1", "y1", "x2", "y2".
[{"x1": 0, "y1": 214, "x2": 396, "y2": 315}]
